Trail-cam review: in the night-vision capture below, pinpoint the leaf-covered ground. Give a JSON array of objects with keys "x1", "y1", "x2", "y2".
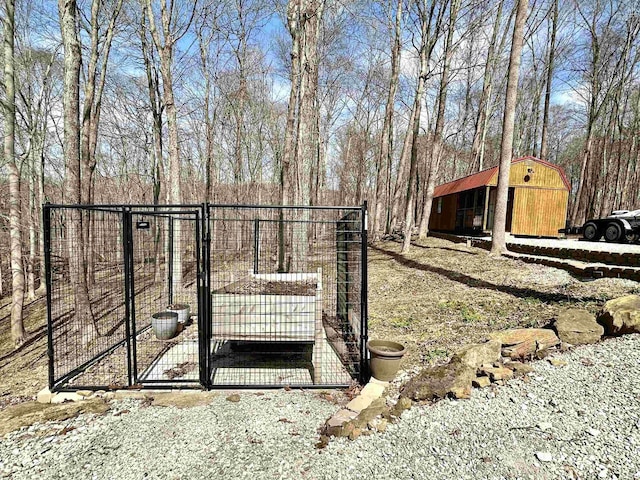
[{"x1": 367, "y1": 237, "x2": 640, "y2": 369}]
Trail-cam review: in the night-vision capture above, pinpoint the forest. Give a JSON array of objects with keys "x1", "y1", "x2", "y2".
[{"x1": 1, "y1": 0, "x2": 639, "y2": 346}]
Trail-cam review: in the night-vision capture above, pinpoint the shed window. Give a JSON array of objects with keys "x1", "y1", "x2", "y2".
[{"x1": 437, "y1": 197, "x2": 443, "y2": 214}]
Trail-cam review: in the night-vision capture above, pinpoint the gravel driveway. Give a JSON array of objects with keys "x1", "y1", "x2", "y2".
[
  {"x1": 2, "y1": 335, "x2": 640, "y2": 480},
  {"x1": 489, "y1": 234, "x2": 640, "y2": 255}
]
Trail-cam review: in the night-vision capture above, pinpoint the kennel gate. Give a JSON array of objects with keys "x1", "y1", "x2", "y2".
[{"x1": 44, "y1": 203, "x2": 368, "y2": 390}]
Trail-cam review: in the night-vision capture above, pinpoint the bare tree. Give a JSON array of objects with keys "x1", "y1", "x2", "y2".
[
  {"x1": 417, "y1": 0, "x2": 460, "y2": 240},
  {"x1": 539, "y1": 0, "x2": 558, "y2": 160},
  {"x1": 3, "y1": 0, "x2": 26, "y2": 346},
  {"x1": 401, "y1": 0, "x2": 445, "y2": 253},
  {"x1": 371, "y1": 0, "x2": 402, "y2": 241},
  {"x1": 58, "y1": 0, "x2": 99, "y2": 342},
  {"x1": 145, "y1": 0, "x2": 197, "y2": 290},
  {"x1": 491, "y1": 0, "x2": 528, "y2": 255}
]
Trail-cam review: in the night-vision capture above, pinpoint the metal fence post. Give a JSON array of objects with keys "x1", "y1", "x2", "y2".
[
  {"x1": 168, "y1": 216, "x2": 174, "y2": 305},
  {"x1": 202, "y1": 204, "x2": 212, "y2": 387},
  {"x1": 360, "y1": 201, "x2": 369, "y2": 383},
  {"x1": 196, "y1": 205, "x2": 206, "y2": 387},
  {"x1": 43, "y1": 203, "x2": 55, "y2": 390},
  {"x1": 254, "y1": 218, "x2": 260, "y2": 274},
  {"x1": 122, "y1": 207, "x2": 134, "y2": 386}
]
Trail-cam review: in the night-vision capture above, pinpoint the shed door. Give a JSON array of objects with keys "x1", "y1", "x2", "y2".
[{"x1": 486, "y1": 187, "x2": 514, "y2": 232}]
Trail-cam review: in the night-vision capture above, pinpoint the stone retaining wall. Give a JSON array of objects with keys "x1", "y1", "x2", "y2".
[{"x1": 428, "y1": 232, "x2": 640, "y2": 282}]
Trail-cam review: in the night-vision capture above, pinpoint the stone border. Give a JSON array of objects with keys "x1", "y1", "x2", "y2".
[
  {"x1": 429, "y1": 232, "x2": 640, "y2": 281},
  {"x1": 322, "y1": 294, "x2": 640, "y2": 442},
  {"x1": 323, "y1": 378, "x2": 391, "y2": 439},
  {"x1": 36, "y1": 388, "x2": 209, "y2": 404}
]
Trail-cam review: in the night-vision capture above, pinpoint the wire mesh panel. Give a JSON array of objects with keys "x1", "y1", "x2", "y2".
[
  {"x1": 46, "y1": 205, "x2": 205, "y2": 390},
  {"x1": 129, "y1": 209, "x2": 201, "y2": 386},
  {"x1": 45, "y1": 203, "x2": 367, "y2": 390},
  {"x1": 46, "y1": 206, "x2": 130, "y2": 389},
  {"x1": 207, "y1": 205, "x2": 366, "y2": 387}
]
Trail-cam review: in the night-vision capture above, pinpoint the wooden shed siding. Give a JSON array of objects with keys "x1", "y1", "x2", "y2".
[
  {"x1": 511, "y1": 187, "x2": 569, "y2": 237},
  {"x1": 488, "y1": 160, "x2": 567, "y2": 189},
  {"x1": 429, "y1": 193, "x2": 457, "y2": 231}
]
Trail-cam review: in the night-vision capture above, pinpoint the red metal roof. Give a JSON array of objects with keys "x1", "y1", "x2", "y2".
[{"x1": 433, "y1": 156, "x2": 570, "y2": 198}]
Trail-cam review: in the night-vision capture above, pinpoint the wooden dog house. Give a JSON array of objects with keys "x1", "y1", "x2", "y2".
[{"x1": 429, "y1": 156, "x2": 569, "y2": 238}]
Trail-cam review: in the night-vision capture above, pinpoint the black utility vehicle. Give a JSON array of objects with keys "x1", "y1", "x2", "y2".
[{"x1": 582, "y1": 210, "x2": 640, "y2": 243}]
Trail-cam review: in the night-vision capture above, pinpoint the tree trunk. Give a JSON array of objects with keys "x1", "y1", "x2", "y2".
[
  {"x1": 80, "y1": 0, "x2": 122, "y2": 287},
  {"x1": 58, "y1": 0, "x2": 98, "y2": 342},
  {"x1": 470, "y1": 0, "x2": 504, "y2": 173},
  {"x1": 390, "y1": 104, "x2": 418, "y2": 232},
  {"x1": 140, "y1": 9, "x2": 165, "y2": 285},
  {"x1": 37, "y1": 138, "x2": 46, "y2": 294},
  {"x1": 372, "y1": 0, "x2": 402, "y2": 241},
  {"x1": 4, "y1": 0, "x2": 26, "y2": 346},
  {"x1": 491, "y1": 0, "x2": 528, "y2": 256},
  {"x1": 539, "y1": 0, "x2": 557, "y2": 160},
  {"x1": 27, "y1": 152, "x2": 37, "y2": 301},
  {"x1": 287, "y1": 0, "x2": 325, "y2": 270},
  {"x1": 418, "y1": 0, "x2": 460, "y2": 240},
  {"x1": 401, "y1": 0, "x2": 444, "y2": 253},
  {"x1": 145, "y1": 0, "x2": 188, "y2": 290},
  {"x1": 281, "y1": 1, "x2": 301, "y2": 209}
]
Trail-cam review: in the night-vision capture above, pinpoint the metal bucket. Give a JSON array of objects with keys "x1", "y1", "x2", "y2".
[{"x1": 151, "y1": 311, "x2": 179, "y2": 340}]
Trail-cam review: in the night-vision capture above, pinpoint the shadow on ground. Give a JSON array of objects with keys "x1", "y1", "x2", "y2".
[{"x1": 370, "y1": 244, "x2": 600, "y2": 305}]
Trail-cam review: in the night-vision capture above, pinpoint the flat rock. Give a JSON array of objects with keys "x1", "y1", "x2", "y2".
[
  {"x1": 51, "y1": 392, "x2": 83, "y2": 404},
  {"x1": 0, "y1": 400, "x2": 109, "y2": 436},
  {"x1": 401, "y1": 359, "x2": 475, "y2": 401},
  {"x1": 554, "y1": 309, "x2": 603, "y2": 345},
  {"x1": 479, "y1": 366, "x2": 513, "y2": 381},
  {"x1": 452, "y1": 340, "x2": 502, "y2": 369},
  {"x1": 352, "y1": 398, "x2": 388, "y2": 429},
  {"x1": 598, "y1": 295, "x2": 640, "y2": 336},
  {"x1": 391, "y1": 397, "x2": 412, "y2": 418},
  {"x1": 489, "y1": 329, "x2": 559, "y2": 359},
  {"x1": 536, "y1": 452, "x2": 553, "y2": 462},
  {"x1": 36, "y1": 388, "x2": 53, "y2": 404},
  {"x1": 472, "y1": 376, "x2": 491, "y2": 388},
  {"x1": 548, "y1": 358, "x2": 567, "y2": 367},
  {"x1": 225, "y1": 394, "x2": 241, "y2": 403},
  {"x1": 376, "y1": 418, "x2": 388, "y2": 433},
  {"x1": 326, "y1": 409, "x2": 358, "y2": 428},
  {"x1": 503, "y1": 361, "x2": 534, "y2": 375},
  {"x1": 345, "y1": 395, "x2": 374, "y2": 414}
]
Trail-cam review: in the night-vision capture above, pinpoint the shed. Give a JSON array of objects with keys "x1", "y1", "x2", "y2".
[{"x1": 429, "y1": 156, "x2": 570, "y2": 238}]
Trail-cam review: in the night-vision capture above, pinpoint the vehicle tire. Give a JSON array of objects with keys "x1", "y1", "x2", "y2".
[
  {"x1": 604, "y1": 222, "x2": 622, "y2": 243},
  {"x1": 624, "y1": 232, "x2": 639, "y2": 244},
  {"x1": 582, "y1": 222, "x2": 601, "y2": 241}
]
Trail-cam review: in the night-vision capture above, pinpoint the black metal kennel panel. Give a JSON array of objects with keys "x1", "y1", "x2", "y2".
[
  {"x1": 206, "y1": 205, "x2": 367, "y2": 388},
  {"x1": 45, "y1": 203, "x2": 367, "y2": 390},
  {"x1": 127, "y1": 208, "x2": 203, "y2": 387},
  {"x1": 45, "y1": 204, "x2": 206, "y2": 390},
  {"x1": 45, "y1": 206, "x2": 131, "y2": 389}
]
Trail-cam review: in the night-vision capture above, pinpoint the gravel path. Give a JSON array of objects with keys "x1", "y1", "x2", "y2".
[{"x1": 2, "y1": 335, "x2": 640, "y2": 480}]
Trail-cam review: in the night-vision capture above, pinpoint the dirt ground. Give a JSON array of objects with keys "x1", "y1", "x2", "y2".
[
  {"x1": 1, "y1": 236, "x2": 638, "y2": 407},
  {"x1": 367, "y1": 237, "x2": 640, "y2": 370}
]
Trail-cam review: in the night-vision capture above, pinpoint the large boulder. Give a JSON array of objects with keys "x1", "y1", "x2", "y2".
[
  {"x1": 598, "y1": 295, "x2": 640, "y2": 336},
  {"x1": 488, "y1": 328, "x2": 560, "y2": 359},
  {"x1": 452, "y1": 340, "x2": 502, "y2": 369},
  {"x1": 554, "y1": 308, "x2": 603, "y2": 345},
  {"x1": 401, "y1": 359, "x2": 475, "y2": 401}
]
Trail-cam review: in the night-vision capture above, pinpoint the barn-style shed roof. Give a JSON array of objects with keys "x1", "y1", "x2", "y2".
[{"x1": 433, "y1": 156, "x2": 570, "y2": 198}]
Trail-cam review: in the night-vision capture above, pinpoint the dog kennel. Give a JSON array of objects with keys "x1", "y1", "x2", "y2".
[{"x1": 44, "y1": 203, "x2": 368, "y2": 390}]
